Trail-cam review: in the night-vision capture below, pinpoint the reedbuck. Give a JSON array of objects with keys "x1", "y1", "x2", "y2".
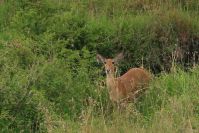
[{"x1": 97, "y1": 53, "x2": 151, "y2": 104}]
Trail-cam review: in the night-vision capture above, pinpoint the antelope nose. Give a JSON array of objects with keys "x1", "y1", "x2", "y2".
[{"x1": 106, "y1": 69, "x2": 110, "y2": 73}]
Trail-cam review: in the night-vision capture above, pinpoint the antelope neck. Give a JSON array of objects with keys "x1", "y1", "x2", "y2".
[{"x1": 106, "y1": 73, "x2": 117, "y2": 89}]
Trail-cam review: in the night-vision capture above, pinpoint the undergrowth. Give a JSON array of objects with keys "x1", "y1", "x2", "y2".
[{"x1": 0, "y1": 0, "x2": 199, "y2": 132}]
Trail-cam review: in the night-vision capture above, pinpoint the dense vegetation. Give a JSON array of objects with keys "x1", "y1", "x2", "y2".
[{"x1": 0, "y1": 0, "x2": 199, "y2": 132}]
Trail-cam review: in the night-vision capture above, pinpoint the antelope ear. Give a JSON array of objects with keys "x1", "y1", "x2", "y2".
[
  {"x1": 96, "y1": 54, "x2": 105, "y2": 63},
  {"x1": 113, "y1": 52, "x2": 124, "y2": 63}
]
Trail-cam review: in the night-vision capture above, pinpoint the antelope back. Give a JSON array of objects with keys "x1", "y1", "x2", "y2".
[{"x1": 120, "y1": 68, "x2": 151, "y2": 90}]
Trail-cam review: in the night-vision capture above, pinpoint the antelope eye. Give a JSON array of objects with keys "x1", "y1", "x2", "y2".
[{"x1": 112, "y1": 61, "x2": 115, "y2": 64}]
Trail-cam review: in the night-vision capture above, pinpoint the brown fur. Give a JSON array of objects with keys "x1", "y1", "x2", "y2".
[{"x1": 97, "y1": 53, "x2": 151, "y2": 103}]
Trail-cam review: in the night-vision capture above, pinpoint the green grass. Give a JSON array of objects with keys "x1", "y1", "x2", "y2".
[
  {"x1": 63, "y1": 67, "x2": 199, "y2": 133},
  {"x1": 0, "y1": 0, "x2": 199, "y2": 132},
  {"x1": 26, "y1": 67, "x2": 198, "y2": 133}
]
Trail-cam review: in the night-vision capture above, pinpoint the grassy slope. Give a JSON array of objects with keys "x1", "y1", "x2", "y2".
[
  {"x1": 67, "y1": 68, "x2": 199, "y2": 133},
  {"x1": 0, "y1": 0, "x2": 199, "y2": 132}
]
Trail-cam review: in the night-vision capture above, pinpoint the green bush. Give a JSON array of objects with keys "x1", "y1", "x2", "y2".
[{"x1": 0, "y1": 0, "x2": 199, "y2": 132}]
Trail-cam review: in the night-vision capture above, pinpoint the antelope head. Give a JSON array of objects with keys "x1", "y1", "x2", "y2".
[{"x1": 96, "y1": 53, "x2": 124, "y2": 76}]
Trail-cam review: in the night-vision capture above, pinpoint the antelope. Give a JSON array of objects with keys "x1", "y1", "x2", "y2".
[{"x1": 97, "y1": 53, "x2": 151, "y2": 104}]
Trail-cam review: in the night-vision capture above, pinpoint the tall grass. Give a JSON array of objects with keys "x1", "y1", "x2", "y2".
[
  {"x1": 66, "y1": 67, "x2": 199, "y2": 133},
  {"x1": 0, "y1": 0, "x2": 199, "y2": 132}
]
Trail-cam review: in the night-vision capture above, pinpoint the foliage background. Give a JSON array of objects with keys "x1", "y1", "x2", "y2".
[{"x1": 0, "y1": 0, "x2": 199, "y2": 132}]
